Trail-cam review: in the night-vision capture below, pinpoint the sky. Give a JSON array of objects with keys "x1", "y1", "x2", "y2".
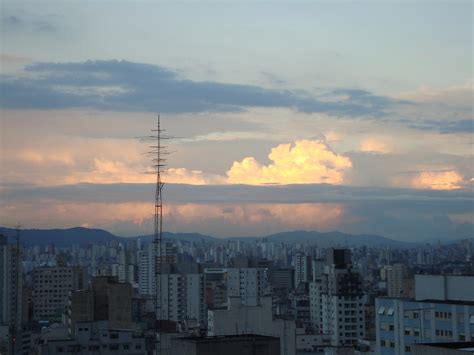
[{"x1": 0, "y1": 0, "x2": 473, "y2": 241}]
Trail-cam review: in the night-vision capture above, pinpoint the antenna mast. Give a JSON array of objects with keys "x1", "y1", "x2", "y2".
[{"x1": 144, "y1": 115, "x2": 171, "y2": 355}]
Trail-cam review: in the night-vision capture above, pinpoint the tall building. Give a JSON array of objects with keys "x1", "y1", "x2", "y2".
[
  {"x1": 227, "y1": 268, "x2": 268, "y2": 306},
  {"x1": 376, "y1": 274, "x2": 474, "y2": 355},
  {"x1": 0, "y1": 235, "x2": 23, "y2": 354},
  {"x1": 309, "y1": 249, "x2": 365, "y2": 347},
  {"x1": 294, "y1": 253, "x2": 312, "y2": 289},
  {"x1": 157, "y1": 273, "x2": 206, "y2": 327},
  {"x1": 204, "y1": 268, "x2": 228, "y2": 309},
  {"x1": 33, "y1": 266, "x2": 86, "y2": 321},
  {"x1": 69, "y1": 276, "x2": 133, "y2": 333},
  {"x1": 0, "y1": 235, "x2": 22, "y2": 330},
  {"x1": 385, "y1": 263, "x2": 408, "y2": 298},
  {"x1": 138, "y1": 241, "x2": 177, "y2": 296}
]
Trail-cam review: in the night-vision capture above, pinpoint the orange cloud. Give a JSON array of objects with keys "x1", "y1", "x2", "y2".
[
  {"x1": 411, "y1": 170, "x2": 463, "y2": 190},
  {"x1": 359, "y1": 138, "x2": 391, "y2": 154},
  {"x1": 0, "y1": 200, "x2": 345, "y2": 237},
  {"x1": 226, "y1": 139, "x2": 352, "y2": 185}
]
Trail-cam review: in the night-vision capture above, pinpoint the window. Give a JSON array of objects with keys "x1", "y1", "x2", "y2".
[
  {"x1": 387, "y1": 308, "x2": 394, "y2": 316},
  {"x1": 378, "y1": 307, "x2": 385, "y2": 315},
  {"x1": 405, "y1": 345, "x2": 411, "y2": 352}
]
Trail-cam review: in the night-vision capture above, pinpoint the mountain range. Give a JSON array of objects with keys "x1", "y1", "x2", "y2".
[{"x1": 2, "y1": 226, "x2": 467, "y2": 248}]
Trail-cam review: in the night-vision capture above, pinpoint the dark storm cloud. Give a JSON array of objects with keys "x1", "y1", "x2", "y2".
[{"x1": 0, "y1": 60, "x2": 406, "y2": 115}]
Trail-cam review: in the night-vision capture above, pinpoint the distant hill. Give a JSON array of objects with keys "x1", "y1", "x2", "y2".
[
  {"x1": 0, "y1": 227, "x2": 121, "y2": 247},
  {"x1": 0, "y1": 227, "x2": 217, "y2": 247},
  {"x1": 2, "y1": 226, "x2": 464, "y2": 248}
]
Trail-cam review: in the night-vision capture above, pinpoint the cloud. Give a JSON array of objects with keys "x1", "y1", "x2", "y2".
[
  {"x1": 1, "y1": 12, "x2": 59, "y2": 33},
  {"x1": 226, "y1": 139, "x2": 352, "y2": 185},
  {"x1": 1, "y1": 183, "x2": 472, "y2": 239},
  {"x1": 0, "y1": 53, "x2": 32, "y2": 66},
  {"x1": 0, "y1": 60, "x2": 405, "y2": 115},
  {"x1": 359, "y1": 137, "x2": 392, "y2": 154},
  {"x1": 411, "y1": 170, "x2": 464, "y2": 190},
  {"x1": 395, "y1": 80, "x2": 473, "y2": 133}
]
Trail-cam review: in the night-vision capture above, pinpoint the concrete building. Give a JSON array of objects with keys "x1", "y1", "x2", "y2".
[
  {"x1": 207, "y1": 297, "x2": 296, "y2": 355},
  {"x1": 414, "y1": 274, "x2": 474, "y2": 302},
  {"x1": 269, "y1": 267, "x2": 294, "y2": 290},
  {"x1": 138, "y1": 241, "x2": 177, "y2": 296},
  {"x1": 170, "y1": 334, "x2": 280, "y2": 355},
  {"x1": 157, "y1": 273, "x2": 206, "y2": 327},
  {"x1": 68, "y1": 276, "x2": 133, "y2": 334},
  {"x1": 386, "y1": 264, "x2": 408, "y2": 298},
  {"x1": 294, "y1": 253, "x2": 312, "y2": 288},
  {"x1": 0, "y1": 235, "x2": 22, "y2": 330},
  {"x1": 376, "y1": 275, "x2": 474, "y2": 355},
  {"x1": 204, "y1": 268, "x2": 228, "y2": 309},
  {"x1": 37, "y1": 320, "x2": 147, "y2": 355},
  {"x1": 33, "y1": 266, "x2": 86, "y2": 321},
  {"x1": 227, "y1": 267, "x2": 268, "y2": 306},
  {"x1": 412, "y1": 342, "x2": 474, "y2": 355},
  {"x1": 309, "y1": 249, "x2": 365, "y2": 347}
]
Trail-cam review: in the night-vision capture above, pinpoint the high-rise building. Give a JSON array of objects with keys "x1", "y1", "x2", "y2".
[
  {"x1": 385, "y1": 263, "x2": 408, "y2": 298},
  {"x1": 33, "y1": 266, "x2": 86, "y2": 321},
  {"x1": 0, "y1": 235, "x2": 22, "y2": 330},
  {"x1": 138, "y1": 241, "x2": 177, "y2": 296},
  {"x1": 309, "y1": 249, "x2": 365, "y2": 347},
  {"x1": 227, "y1": 268, "x2": 268, "y2": 306},
  {"x1": 0, "y1": 235, "x2": 23, "y2": 354},
  {"x1": 69, "y1": 276, "x2": 133, "y2": 333},
  {"x1": 294, "y1": 253, "x2": 312, "y2": 289},
  {"x1": 157, "y1": 273, "x2": 206, "y2": 327},
  {"x1": 204, "y1": 268, "x2": 228, "y2": 309}
]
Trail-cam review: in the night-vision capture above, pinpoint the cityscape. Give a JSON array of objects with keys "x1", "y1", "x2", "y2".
[
  {"x1": 1, "y1": 1, "x2": 473, "y2": 354},
  {"x1": 1, "y1": 227, "x2": 473, "y2": 354}
]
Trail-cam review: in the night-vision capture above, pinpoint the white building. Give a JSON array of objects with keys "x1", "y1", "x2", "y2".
[
  {"x1": 207, "y1": 297, "x2": 296, "y2": 355},
  {"x1": 310, "y1": 249, "x2": 365, "y2": 347},
  {"x1": 227, "y1": 268, "x2": 268, "y2": 306},
  {"x1": 157, "y1": 273, "x2": 206, "y2": 327}
]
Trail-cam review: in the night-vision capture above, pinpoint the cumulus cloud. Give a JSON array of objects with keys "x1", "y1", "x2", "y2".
[
  {"x1": 226, "y1": 139, "x2": 352, "y2": 185},
  {"x1": 411, "y1": 170, "x2": 464, "y2": 190}
]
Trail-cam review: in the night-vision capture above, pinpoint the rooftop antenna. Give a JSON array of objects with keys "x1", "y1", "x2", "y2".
[{"x1": 141, "y1": 115, "x2": 172, "y2": 355}]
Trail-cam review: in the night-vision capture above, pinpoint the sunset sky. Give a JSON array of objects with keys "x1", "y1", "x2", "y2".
[{"x1": 1, "y1": 0, "x2": 472, "y2": 240}]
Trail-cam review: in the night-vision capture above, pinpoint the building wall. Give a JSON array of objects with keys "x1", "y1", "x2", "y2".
[
  {"x1": 33, "y1": 266, "x2": 84, "y2": 321},
  {"x1": 171, "y1": 336, "x2": 280, "y2": 355},
  {"x1": 415, "y1": 275, "x2": 474, "y2": 302},
  {"x1": 207, "y1": 297, "x2": 295, "y2": 355},
  {"x1": 1, "y1": 236, "x2": 23, "y2": 332},
  {"x1": 376, "y1": 297, "x2": 474, "y2": 355}
]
